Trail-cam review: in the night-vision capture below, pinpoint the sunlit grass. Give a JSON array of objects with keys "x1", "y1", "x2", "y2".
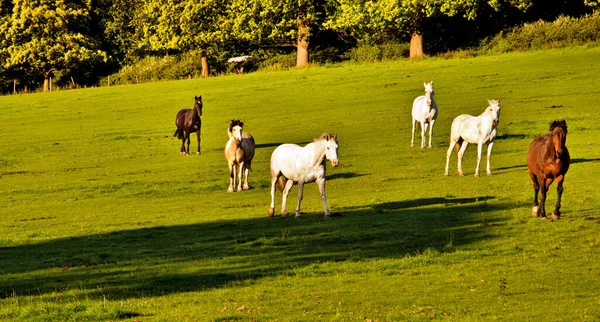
[{"x1": 1, "y1": 46, "x2": 600, "y2": 320}]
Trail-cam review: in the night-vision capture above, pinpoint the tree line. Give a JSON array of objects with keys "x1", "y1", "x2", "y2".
[{"x1": 0, "y1": 0, "x2": 597, "y2": 93}]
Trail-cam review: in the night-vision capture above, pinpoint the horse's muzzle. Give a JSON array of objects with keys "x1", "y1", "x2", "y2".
[
  {"x1": 331, "y1": 160, "x2": 339, "y2": 167},
  {"x1": 493, "y1": 119, "x2": 499, "y2": 126}
]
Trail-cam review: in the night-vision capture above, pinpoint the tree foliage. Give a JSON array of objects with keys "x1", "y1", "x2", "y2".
[{"x1": 0, "y1": 0, "x2": 107, "y2": 91}]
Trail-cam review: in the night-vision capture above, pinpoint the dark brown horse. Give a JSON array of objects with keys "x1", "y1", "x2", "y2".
[
  {"x1": 526, "y1": 120, "x2": 570, "y2": 220},
  {"x1": 174, "y1": 96, "x2": 203, "y2": 155}
]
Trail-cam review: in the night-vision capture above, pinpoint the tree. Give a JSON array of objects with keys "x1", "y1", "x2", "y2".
[
  {"x1": 325, "y1": 0, "x2": 531, "y2": 59},
  {"x1": 1, "y1": 0, "x2": 107, "y2": 91},
  {"x1": 131, "y1": 0, "x2": 225, "y2": 77},
  {"x1": 227, "y1": 0, "x2": 326, "y2": 67}
]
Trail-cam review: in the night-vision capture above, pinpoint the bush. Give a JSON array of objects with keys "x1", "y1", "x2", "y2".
[
  {"x1": 345, "y1": 43, "x2": 410, "y2": 63},
  {"x1": 482, "y1": 12, "x2": 600, "y2": 53}
]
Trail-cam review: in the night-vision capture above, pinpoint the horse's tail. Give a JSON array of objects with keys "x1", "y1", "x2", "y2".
[
  {"x1": 275, "y1": 175, "x2": 287, "y2": 192},
  {"x1": 454, "y1": 137, "x2": 464, "y2": 152},
  {"x1": 174, "y1": 128, "x2": 184, "y2": 140}
]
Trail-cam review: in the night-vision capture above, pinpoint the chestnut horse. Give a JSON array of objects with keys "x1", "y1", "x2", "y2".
[
  {"x1": 174, "y1": 96, "x2": 203, "y2": 155},
  {"x1": 527, "y1": 120, "x2": 570, "y2": 220}
]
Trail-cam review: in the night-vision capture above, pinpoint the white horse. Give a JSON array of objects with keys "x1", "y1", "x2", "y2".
[
  {"x1": 224, "y1": 120, "x2": 255, "y2": 192},
  {"x1": 411, "y1": 81, "x2": 438, "y2": 148},
  {"x1": 445, "y1": 100, "x2": 501, "y2": 177},
  {"x1": 268, "y1": 133, "x2": 339, "y2": 218}
]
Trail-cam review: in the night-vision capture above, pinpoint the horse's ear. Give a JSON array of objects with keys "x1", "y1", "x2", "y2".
[
  {"x1": 334, "y1": 134, "x2": 338, "y2": 141},
  {"x1": 488, "y1": 99, "x2": 492, "y2": 105},
  {"x1": 498, "y1": 99, "x2": 501, "y2": 104},
  {"x1": 423, "y1": 82, "x2": 427, "y2": 88}
]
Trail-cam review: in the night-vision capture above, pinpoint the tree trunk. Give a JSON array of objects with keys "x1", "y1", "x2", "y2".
[
  {"x1": 296, "y1": 37, "x2": 309, "y2": 67},
  {"x1": 296, "y1": 18, "x2": 310, "y2": 68},
  {"x1": 410, "y1": 33, "x2": 425, "y2": 59},
  {"x1": 201, "y1": 56, "x2": 209, "y2": 78},
  {"x1": 43, "y1": 73, "x2": 51, "y2": 92}
]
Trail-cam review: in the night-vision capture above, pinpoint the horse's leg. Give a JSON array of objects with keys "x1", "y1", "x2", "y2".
[
  {"x1": 539, "y1": 177, "x2": 554, "y2": 219},
  {"x1": 529, "y1": 170, "x2": 540, "y2": 216},
  {"x1": 552, "y1": 175, "x2": 565, "y2": 220},
  {"x1": 486, "y1": 142, "x2": 494, "y2": 176},
  {"x1": 243, "y1": 165, "x2": 250, "y2": 190},
  {"x1": 316, "y1": 177, "x2": 331, "y2": 217},
  {"x1": 268, "y1": 174, "x2": 279, "y2": 216},
  {"x1": 281, "y1": 179, "x2": 294, "y2": 216},
  {"x1": 295, "y1": 181, "x2": 304, "y2": 218},
  {"x1": 474, "y1": 141, "x2": 484, "y2": 177},
  {"x1": 179, "y1": 131, "x2": 186, "y2": 154},
  {"x1": 236, "y1": 161, "x2": 244, "y2": 192},
  {"x1": 227, "y1": 162, "x2": 235, "y2": 192},
  {"x1": 420, "y1": 122, "x2": 427, "y2": 149},
  {"x1": 185, "y1": 132, "x2": 191, "y2": 155},
  {"x1": 411, "y1": 119, "x2": 416, "y2": 147},
  {"x1": 445, "y1": 139, "x2": 457, "y2": 176},
  {"x1": 457, "y1": 142, "x2": 469, "y2": 176},
  {"x1": 196, "y1": 131, "x2": 201, "y2": 154},
  {"x1": 428, "y1": 119, "x2": 435, "y2": 148}
]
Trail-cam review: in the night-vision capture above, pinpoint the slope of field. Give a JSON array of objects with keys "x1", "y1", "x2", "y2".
[{"x1": 1, "y1": 47, "x2": 600, "y2": 321}]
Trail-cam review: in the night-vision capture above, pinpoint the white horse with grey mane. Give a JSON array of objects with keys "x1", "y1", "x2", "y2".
[
  {"x1": 411, "y1": 81, "x2": 438, "y2": 148},
  {"x1": 268, "y1": 133, "x2": 339, "y2": 218},
  {"x1": 445, "y1": 100, "x2": 501, "y2": 177}
]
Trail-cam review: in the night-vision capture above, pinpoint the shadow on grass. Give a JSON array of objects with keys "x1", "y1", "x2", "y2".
[
  {"x1": 0, "y1": 197, "x2": 511, "y2": 300},
  {"x1": 571, "y1": 158, "x2": 600, "y2": 164},
  {"x1": 255, "y1": 142, "x2": 310, "y2": 149}
]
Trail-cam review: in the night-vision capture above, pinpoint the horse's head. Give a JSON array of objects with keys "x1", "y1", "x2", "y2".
[
  {"x1": 228, "y1": 119, "x2": 244, "y2": 142},
  {"x1": 194, "y1": 95, "x2": 203, "y2": 116},
  {"x1": 550, "y1": 120, "x2": 568, "y2": 159},
  {"x1": 487, "y1": 99, "x2": 501, "y2": 126},
  {"x1": 424, "y1": 82, "x2": 434, "y2": 106},
  {"x1": 322, "y1": 133, "x2": 339, "y2": 167}
]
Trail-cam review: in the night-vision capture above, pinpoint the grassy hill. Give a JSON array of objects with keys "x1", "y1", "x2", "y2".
[{"x1": 1, "y1": 47, "x2": 600, "y2": 321}]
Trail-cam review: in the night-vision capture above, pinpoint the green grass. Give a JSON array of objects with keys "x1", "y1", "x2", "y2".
[{"x1": 1, "y1": 46, "x2": 600, "y2": 321}]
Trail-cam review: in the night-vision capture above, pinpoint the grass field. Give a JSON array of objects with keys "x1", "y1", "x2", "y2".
[{"x1": 1, "y1": 46, "x2": 600, "y2": 321}]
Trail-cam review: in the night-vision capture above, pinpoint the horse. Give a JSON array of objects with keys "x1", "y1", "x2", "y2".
[
  {"x1": 526, "y1": 120, "x2": 570, "y2": 220},
  {"x1": 224, "y1": 120, "x2": 255, "y2": 192},
  {"x1": 445, "y1": 99, "x2": 501, "y2": 177},
  {"x1": 174, "y1": 96, "x2": 203, "y2": 155},
  {"x1": 411, "y1": 81, "x2": 438, "y2": 149},
  {"x1": 268, "y1": 133, "x2": 339, "y2": 218}
]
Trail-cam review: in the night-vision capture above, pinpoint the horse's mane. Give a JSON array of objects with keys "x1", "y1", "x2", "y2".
[
  {"x1": 549, "y1": 120, "x2": 567, "y2": 134},
  {"x1": 228, "y1": 119, "x2": 244, "y2": 132},
  {"x1": 315, "y1": 133, "x2": 336, "y2": 142}
]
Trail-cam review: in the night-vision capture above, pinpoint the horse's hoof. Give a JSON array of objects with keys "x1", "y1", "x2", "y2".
[
  {"x1": 295, "y1": 214, "x2": 302, "y2": 219},
  {"x1": 227, "y1": 187, "x2": 234, "y2": 193},
  {"x1": 540, "y1": 216, "x2": 548, "y2": 221},
  {"x1": 474, "y1": 173, "x2": 480, "y2": 177},
  {"x1": 281, "y1": 211, "x2": 288, "y2": 217},
  {"x1": 185, "y1": 153, "x2": 190, "y2": 156},
  {"x1": 552, "y1": 212, "x2": 560, "y2": 220},
  {"x1": 243, "y1": 185, "x2": 250, "y2": 191},
  {"x1": 458, "y1": 172, "x2": 464, "y2": 177},
  {"x1": 196, "y1": 151, "x2": 200, "y2": 155},
  {"x1": 267, "y1": 208, "x2": 275, "y2": 217},
  {"x1": 410, "y1": 143, "x2": 414, "y2": 147},
  {"x1": 444, "y1": 172, "x2": 449, "y2": 176},
  {"x1": 531, "y1": 206, "x2": 538, "y2": 216},
  {"x1": 428, "y1": 146, "x2": 432, "y2": 149},
  {"x1": 487, "y1": 172, "x2": 492, "y2": 176}
]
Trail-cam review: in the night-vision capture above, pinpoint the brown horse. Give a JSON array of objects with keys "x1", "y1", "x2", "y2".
[
  {"x1": 526, "y1": 120, "x2": 570, "y2": 220},
  {"x1": 174, "y1": 96, "x2": 203, "y2": 155}
]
